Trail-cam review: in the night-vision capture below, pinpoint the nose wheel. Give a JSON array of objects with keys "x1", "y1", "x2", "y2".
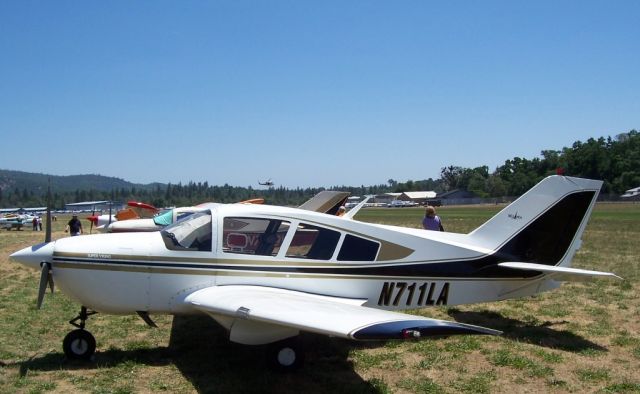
[
  {"x1": 63, "y1": 329, "x2": 96, "y2": 360},
  {"x1": 63, "y1": 306, "x2": 97, "y2": 360}
]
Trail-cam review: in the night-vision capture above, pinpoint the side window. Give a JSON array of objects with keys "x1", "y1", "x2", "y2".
[
  {"x1": 337, "y1": 234, "x2": 380, "y2": 261},
  {"x1": 223, "y1": 217, "x2": 290, "y2": 256},
  {"x1": 286, "y1": 223, "x2": 340, "y2": 260}
]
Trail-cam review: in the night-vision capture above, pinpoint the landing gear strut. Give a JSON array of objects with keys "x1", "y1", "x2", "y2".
[{"x1": 63, "y1": 306, "x2": 97, "y2": 360}]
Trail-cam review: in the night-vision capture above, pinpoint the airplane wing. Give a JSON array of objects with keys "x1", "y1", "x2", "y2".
[
  {"x1": 498, "y1": 262, "x2": 622, "y2": 281},
  {"x1": 185, "y1": 286, "x2": 500, "y2": 344}
]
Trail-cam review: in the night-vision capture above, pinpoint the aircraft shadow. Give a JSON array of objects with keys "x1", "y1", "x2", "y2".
[
  {"x1": 447, "y1": 309, "x2": 608, "y2": 352},
  {"x1": 168, "y1": 315, "x2": 376, "y2": 394},
  {"x1": 13, "y1": 315, "x2": 377, "y2": 394}
]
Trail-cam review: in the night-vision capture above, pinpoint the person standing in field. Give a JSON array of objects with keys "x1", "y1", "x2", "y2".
[
  {"x1": 65, "y1": 215, "x2": 83, "y2": 236},
  {"x1": 422, "y1": 206, "x2": 444, "y2": 231}
]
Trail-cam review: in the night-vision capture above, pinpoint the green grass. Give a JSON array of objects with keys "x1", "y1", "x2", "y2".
[{"x1": 1, "y1": 204, "x2": 639, "y2": 393}]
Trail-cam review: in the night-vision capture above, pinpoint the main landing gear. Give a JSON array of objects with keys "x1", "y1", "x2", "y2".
[
  {"x1": 62, "y1": 306, "x2": 97, "y2": 360},
  {"x1": 267, "y1": 337, "x2": 304, "y2": 371}
]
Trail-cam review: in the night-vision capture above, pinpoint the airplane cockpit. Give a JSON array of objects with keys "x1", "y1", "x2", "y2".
[{"x1": 161, "y1": 211, "x2": 212, "y2": 252}]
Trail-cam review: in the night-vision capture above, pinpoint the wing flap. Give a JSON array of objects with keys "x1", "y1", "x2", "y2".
[
  {"x1": 185, "y1": 286, "x2": 500, "y2": 340},
  {"x1": 498, "y1": 262, "x2": 622, "y2": 281}
]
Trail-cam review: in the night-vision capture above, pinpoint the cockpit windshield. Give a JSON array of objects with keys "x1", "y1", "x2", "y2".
[
  {"x1": 161, "y1": 211, "x2": 212, "y2": 251},
  {"x1": 154, "y1": 209, "x2": 198, "y2": 226},
  {"x1": 154, "y1": 209, "x2": 174, "y2": 226}
]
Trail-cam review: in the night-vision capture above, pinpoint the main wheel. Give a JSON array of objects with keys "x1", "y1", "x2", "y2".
[
  {"x1": 267, "y1": 337, "x2": 304, "y2": 371},
  {"x1": 63, "y1": 329, "x2": 96, "y2": 360}
]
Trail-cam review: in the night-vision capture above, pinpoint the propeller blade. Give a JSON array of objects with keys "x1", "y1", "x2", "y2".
[
  {"x1": 47, "y1": 272, "x2": 55, "y2": 293},
  {"x1": 90, "y1": 206, "x2": 95, "y2": 234},
  {"x1": 108, "y1": 193, "x2": 113, "y2": 225},
  {"x1": 45, "y1": 180, "x2": 52, "y2": 243},
  {"x1": 37, "y1": 262, "x2": 51, "y2": 309}
]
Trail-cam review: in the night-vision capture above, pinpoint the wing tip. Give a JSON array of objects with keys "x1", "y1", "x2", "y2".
[{"x1": 351, "y1": 319, "x2": 502, "y2": 340}]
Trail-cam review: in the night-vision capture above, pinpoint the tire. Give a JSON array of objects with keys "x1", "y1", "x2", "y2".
[
  {"x1": 267, "y1": 337, "x2": 304, "y2": 371},
  {"x1": 63, "y1": 329, "x2": 96, "y2": 360}
]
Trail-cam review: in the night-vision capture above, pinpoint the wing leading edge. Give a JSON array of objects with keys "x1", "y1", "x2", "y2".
[{"x1": 185, "y1": 286, "x2": 501, "y2": 344}]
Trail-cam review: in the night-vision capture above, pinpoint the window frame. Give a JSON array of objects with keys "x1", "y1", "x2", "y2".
[{"x1": 220, "y1": 216, "x2": 292, "y2": 258}]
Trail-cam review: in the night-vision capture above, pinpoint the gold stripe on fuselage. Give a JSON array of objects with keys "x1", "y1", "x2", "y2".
[{"x1": 52, "y1": 260, "x2": 534, "y2": 282}]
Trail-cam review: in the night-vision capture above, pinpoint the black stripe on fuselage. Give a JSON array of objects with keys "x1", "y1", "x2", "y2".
[{"x1": 53, "y1": 190, "x2": 596, "y2": 279}]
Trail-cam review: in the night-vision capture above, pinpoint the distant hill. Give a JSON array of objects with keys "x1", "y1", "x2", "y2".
[{"x1": 0, "y1": 169, "x2": 161, "y2": 195}]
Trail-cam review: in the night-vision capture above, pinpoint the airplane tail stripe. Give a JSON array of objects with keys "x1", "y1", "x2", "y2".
[
  {"x1": 491, "y1": 190, "x2": 596, "y2": 266},
  {"x1": 468, "y1": 176, "x2": 602, "y2": 269}
]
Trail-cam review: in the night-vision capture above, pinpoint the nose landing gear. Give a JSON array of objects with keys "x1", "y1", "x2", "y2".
[{"x1": 62, "y1": 306, "x2": 97, "y2": 360}]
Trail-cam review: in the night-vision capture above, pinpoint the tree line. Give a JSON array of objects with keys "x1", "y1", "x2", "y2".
[{"x1": 0, "y1": 130, "x2": 637, "y2": 208}]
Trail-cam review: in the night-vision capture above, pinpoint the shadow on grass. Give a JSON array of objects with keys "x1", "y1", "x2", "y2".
[
  {"x1": 13, "y1": 315, "x2": 376, "y2": 394},
  {"x1": 169, "y1": 315, "x2": 376, "y2": 393},
  {"x1": 447, "y1": 309, "x2": 608, "y2": 352}
]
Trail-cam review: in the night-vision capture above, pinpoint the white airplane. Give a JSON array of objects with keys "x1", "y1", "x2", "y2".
[
  {"x1": 1, "y1": 213, "x2": 37, "y2": 230},
  {"x1": 88, "y1": 206, "x2": 201, "y2": 233},
  {"x1": 10, "y1": 176, "x2": 620, "y2": 369},
  {"x1": 86, "y1": 201, "x2": 160, "y2": 233}
]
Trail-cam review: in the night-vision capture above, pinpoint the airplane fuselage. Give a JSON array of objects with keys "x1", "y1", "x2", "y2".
[{"x1": 42, "y1": 217, "x2": 556, "y2": 315}]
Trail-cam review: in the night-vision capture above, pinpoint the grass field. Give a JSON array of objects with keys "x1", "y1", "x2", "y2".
[{"x1": 0, "y1": 204, "x2": 639, "y2": 393}]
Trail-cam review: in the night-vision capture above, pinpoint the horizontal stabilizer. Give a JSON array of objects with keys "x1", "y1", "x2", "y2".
[
  {"x1": 498, "y1": 262, "x2": 622, "y2": 281},
  {"x1": 186, "y1": 286, "x2": 500, "y2": 342}
]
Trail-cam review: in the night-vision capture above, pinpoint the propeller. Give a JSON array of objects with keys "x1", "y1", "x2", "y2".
[
  {"x1": 45, "y1": 180, "x2": 52, "y2": 243},
  {"x1": 37, "y1": 180, "x2": 54, "y2": 308},
  {"x1": 89, "y1": 204, "x2": 96, "y2": 234},
  {"x1": 37, "y1": 262, "x2": 53, "y2": 309},
  {"x1": 108, "y1": 191, "x2": 114, "y2": 227}
]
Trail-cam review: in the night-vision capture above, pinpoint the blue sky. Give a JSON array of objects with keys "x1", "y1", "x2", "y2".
[{"x1": 1, "y1": 1, "x2": 638, "y2": 188}]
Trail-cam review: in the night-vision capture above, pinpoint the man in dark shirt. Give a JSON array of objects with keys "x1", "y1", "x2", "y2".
[{"x1": 65, "y1": 215, "x2": 83, "y2": 236}]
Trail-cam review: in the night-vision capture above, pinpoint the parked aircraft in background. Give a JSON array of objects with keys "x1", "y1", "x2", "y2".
[
  {"x1": 10, "y1": 176, "x2": 619, "y2": 370},
  {"x1": 1, "y1": 214, "x2": 26, "y2": 230},
  {"x1": 1, "y1": 213, "x2": 38, "y2": 230},
  {"x1": 89, "y1": 205, "x2": 206, "y2": 233},
  {"x1": 387, "y1": 200, "x2": 419, "y2": 208},
  {"x1": 86, "y1": 201, "x2": 160, "y2": 233}
]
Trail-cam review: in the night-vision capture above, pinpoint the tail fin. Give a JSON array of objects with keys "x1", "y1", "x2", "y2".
[{"x1": 469, "y1": 176, "x2": 602, "y2": 268}]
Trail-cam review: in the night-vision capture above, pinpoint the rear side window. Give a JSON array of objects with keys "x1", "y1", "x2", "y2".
[
  {"x1": 286, "y1": 223, "x2": 340, "y2": 260},
  {"x1": 223, "y1": 217, "x2": 290, "y2": 256},
  {"x1": 338, "y1": 234, "x2": 380, "y2": 261}
]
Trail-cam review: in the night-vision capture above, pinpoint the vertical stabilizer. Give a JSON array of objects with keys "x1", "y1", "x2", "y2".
[{"x1": 469, "y1": 176, "x2": 602, "y2": 267}]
